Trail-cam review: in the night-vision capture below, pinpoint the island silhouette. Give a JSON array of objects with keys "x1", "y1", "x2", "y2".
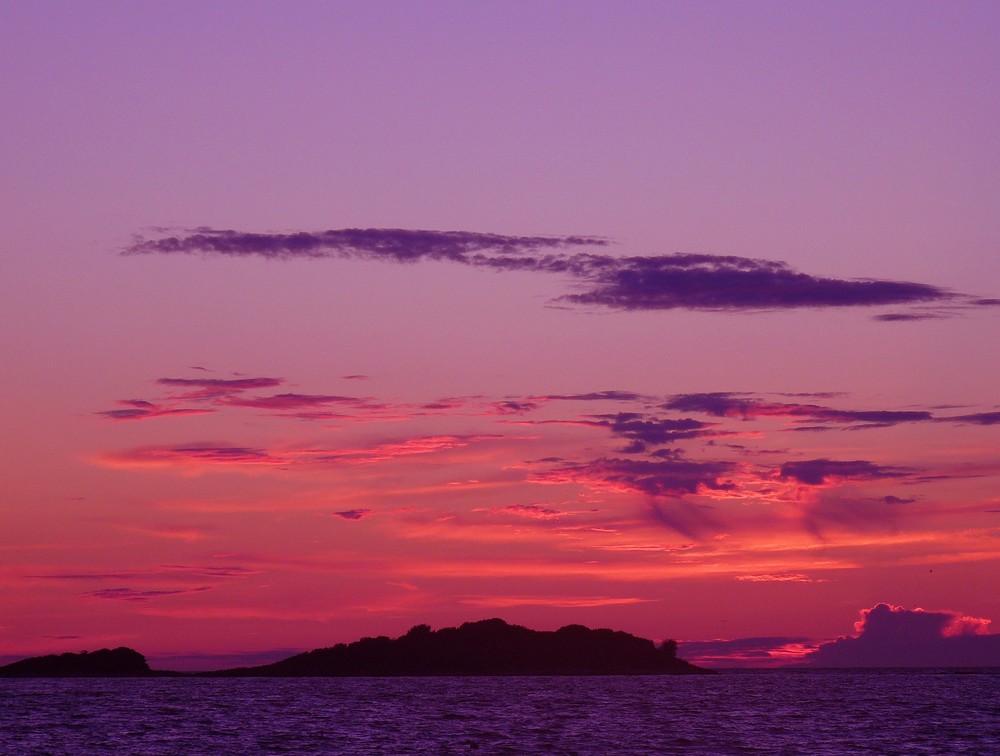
[{"x1": 0, "y1": 619, "x2": 712, "y2": 677}]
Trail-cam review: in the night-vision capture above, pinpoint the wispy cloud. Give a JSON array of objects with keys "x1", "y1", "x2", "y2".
[
  {"x1": 940, "y1": 411, "x2": 1000, "y2": 426},
  {"x1": 125, "y1": 227, "x2": 994, "y2": 315},
  {"x1": 97, "y1": 400, "x2": 213, "y2": 422},
  {"x1": 125, "y1": 227, "x2": 607, "y2": 262},
  {"x1": 85, "y1": 586, "x2": 213, "y2": 602},
  {"x1": 30, "y1": 565, "x2": 258, "y2": 582},
  {"x1": 98, "y1": 434, "x2": 504, "y2": 471},
  {"x1": 157, "y1": 376, "x2": 284, "y2": 399}
]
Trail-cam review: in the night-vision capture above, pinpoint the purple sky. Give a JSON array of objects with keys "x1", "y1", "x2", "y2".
[{"x1": 2, "y1": 1, "x2": 998, "y2": 670}]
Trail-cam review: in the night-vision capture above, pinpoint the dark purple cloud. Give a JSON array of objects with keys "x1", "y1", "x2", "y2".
[
  {"x1": 592, "y1": 412, "x2": 717, "y2": 452},
  {"x1": 536, "y1": 456, "x2": 735, "y2": 497},
  {"x1": 157, "y1": 376, "x2": 283, "y2": 399},
  {"x1": 125, "y1": 228, "x2": 986, "y2": 314},
  {"x1": 331, "y1": 509, "x2": 373, "y2": 521},
  {"x1": 158, "y1": 376, "x2": 283, "y2": 390},
  {"x1": 562, "y1": 254, "x2": 953, "y2": 312},
  {"x1": 779, "y1": 459, "x2": 910, "y2": 486},
  {"x1": 664, "y1": 392, "x2": 933, "y2": 429},
  {"x1": 805, "y1": 603, "x2": 1000, "y2": 667}
]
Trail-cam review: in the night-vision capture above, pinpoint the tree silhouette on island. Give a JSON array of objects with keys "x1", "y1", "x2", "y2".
[{"x1": 0, "y1": 619, "x2": 712, "y2": 677}]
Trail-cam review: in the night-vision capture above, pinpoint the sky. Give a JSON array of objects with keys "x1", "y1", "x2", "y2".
[{"x1": 2, "y1": 1, "x2": 999, "y2": 671}]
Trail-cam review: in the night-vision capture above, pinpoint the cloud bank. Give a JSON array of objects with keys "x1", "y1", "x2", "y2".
[{"x1": 124, "y1": 227, "x2": 989, "y2": 315}]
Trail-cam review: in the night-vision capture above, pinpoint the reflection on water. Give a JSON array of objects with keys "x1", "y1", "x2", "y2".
[{"x1": 1, "y1": 670, "x2": 998, "y2": 754}]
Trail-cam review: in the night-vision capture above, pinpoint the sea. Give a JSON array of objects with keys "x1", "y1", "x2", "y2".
[{"x1": 1, "y1": 669, "x2": 997, "y2": 754}]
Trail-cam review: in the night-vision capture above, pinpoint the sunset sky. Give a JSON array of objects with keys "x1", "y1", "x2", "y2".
[{"x1": 2, "y1": 1, "x2": 999, "y2": 670}]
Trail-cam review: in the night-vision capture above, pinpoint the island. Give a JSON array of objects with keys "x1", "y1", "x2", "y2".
[
  {"x1": 0, "y1": 619, "x2": 713, "y2": 677},
  {"x1": 0, "y1": 647, "x2": 156, "y2": 677}
]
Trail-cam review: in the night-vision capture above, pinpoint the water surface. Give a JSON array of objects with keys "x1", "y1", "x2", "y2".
[{"x1": 2, "y1": 669, "x2": 997, "y2": 754}]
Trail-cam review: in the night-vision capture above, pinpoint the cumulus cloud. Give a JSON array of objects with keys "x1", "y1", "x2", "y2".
[
  {"x1": 124, "y1": 227, "x2": 990, "y2": 315},
  {"x1": 805, "y1": 603, "x2": 1000, "y2": 667}
]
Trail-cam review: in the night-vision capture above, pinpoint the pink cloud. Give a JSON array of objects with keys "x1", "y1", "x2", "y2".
[
  {"x1": 679, "y1": 637, "x2": 819, "y2": 668},
  {"x1": 111, "y1": 523, "x2": 211, "y2": 542},
  {"x1": 735, "y1": 573, "x2": 825, "y2": 583},
  {"x1": 482, "y1": 503, "x2": 567, "y2": 520},
  {"x1": 460, "y1": 595, "x2": 655, "y2": 608}
]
